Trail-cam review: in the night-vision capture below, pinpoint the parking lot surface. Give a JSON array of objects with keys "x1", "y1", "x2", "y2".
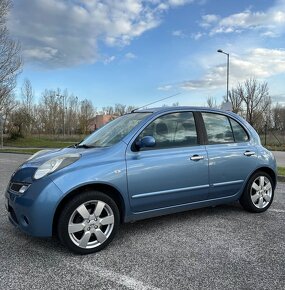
[{"x1": 0, "y1": 153, "x2": 284, "y2": 290}]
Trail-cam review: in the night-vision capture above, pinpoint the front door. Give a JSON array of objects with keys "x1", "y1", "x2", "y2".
[{"x1": 126, "y1": 111, "x2": 209, "y2": 213}]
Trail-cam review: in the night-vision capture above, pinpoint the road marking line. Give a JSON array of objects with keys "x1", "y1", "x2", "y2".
[{"x1": 79, "y1": 263, "x2": 161, "y2": 290}]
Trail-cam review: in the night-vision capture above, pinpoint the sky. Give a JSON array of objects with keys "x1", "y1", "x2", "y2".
[{"x1": 7, "y1": 0, "x2": 285, "y2": 109}]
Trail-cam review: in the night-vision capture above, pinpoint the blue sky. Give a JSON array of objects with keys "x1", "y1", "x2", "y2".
[{"x1": 8, "y1": 0, "x2": 285, "y2": 109}]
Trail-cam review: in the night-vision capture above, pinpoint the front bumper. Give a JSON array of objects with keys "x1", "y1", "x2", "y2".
[{"x1": 5, "y1": 177, "x2": 64, "y2": 237}]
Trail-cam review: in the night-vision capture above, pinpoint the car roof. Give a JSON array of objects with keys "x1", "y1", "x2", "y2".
[{"x1": 133, "y1": 106, "x2": 233, "y2": 115}]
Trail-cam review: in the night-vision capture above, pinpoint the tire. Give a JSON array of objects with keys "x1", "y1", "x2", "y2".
[
  {"x1": 240, "y1": 171, "x2": 274, "y2": 213},
  {"x1": 57, "y1": 190, "x2": 120, "y2": 254}
]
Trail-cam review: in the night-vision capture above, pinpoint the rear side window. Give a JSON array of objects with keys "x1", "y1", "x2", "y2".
[
  {"x1": 229, "y1": 118, "x2": 249, "y2": 142},
  {"x1": 202, "y1": 113, "x2": 234, "y2": 144},
  {"x1": 138, "y1": 112, "x2": 198, "y2": 149}
]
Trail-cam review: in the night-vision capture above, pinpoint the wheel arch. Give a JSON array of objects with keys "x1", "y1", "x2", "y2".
[
  {"x1": 245, "y1": 166, "x2": 277, "y2": 190},
  {"x1": 52, "y1": 183, "x2": 126, "y2": 236},
  {"x1": 252, "y1": 167, "x2": 277, "y2": 189}
]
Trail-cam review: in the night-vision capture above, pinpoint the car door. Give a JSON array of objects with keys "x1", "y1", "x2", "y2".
[
  {"x1": 126, "y1": 111, "x2": 209, "y2": 213},
  {"x1": 201, "y1": 112, "x2": 258, "y2": 199}
]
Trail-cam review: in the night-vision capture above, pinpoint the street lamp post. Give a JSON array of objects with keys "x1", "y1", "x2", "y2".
[{"x1": 217, "y1": 49, "x2": 230, "y2": 102}]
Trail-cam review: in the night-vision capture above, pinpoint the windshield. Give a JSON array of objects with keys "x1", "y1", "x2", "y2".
[{"x1": 79, "y1": 113, "x2": 151, "y2": 148}]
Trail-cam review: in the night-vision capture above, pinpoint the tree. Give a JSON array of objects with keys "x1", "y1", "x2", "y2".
[
  {"x1": 114, "y1": 104, "x2": 127, "y2": 116},
  {"x1": 227, "y1": 78, "x2": 271, "y2": 131},
  {"x1": 21, "y1": 79, "x2": 34, "y2": 134},
  {"x1": 0, "y1": 0, "x2": 22, "y2": 111},
  {"x1": 0, "y1": 92, "x2": 16, "y2": 132},
  {"x1": 10, "y1": 104, "x2": 33, "y2": 137},
  {"x1": 272, "y1": 103, "x2": 285, "y2": 131},
  {"x1": 241, "y1": 78, "x2": 271, "y2": 127},
  {"x1": 206, "y1": 97, "x2": 217, "y2": 108},
  {"x1": 102, "y1": 106, "x2": 114, "y2": 115},
  {"x1": 227, "y1": 88, "x2": 243, "y2": 114},
  {"x1": 40, "y1": 89, "x2": 62, "y2": 135},
  {"x1": 79, "y1": 99, "x2": 95, "y2": 134}
]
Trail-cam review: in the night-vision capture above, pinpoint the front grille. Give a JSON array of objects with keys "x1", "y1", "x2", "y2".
[
  {"x1": 9, "y1": 182, "x2": 30, "y2": 194},
  {"x1": 10, "y1": 183, "x2": 23, "y2": 192}
]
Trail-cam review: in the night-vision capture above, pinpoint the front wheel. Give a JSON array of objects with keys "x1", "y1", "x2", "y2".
[
  {"x1": 240, "y1": 171, "x2": 274, "y2": 213},
  {"x1": 57, "y1": 191, "x2": 120, "y2": 254}
]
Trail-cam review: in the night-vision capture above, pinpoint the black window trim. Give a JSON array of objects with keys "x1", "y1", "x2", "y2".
[
  {"x1": 199, "y1": 111, "x2": 250, "y2": 145},
  {"x1": 130, "y1": 110, "x2": 204, "y2": 152}
]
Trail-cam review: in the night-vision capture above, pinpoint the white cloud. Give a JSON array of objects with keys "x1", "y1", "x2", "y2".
[
  {"x1": 168, "y1": 0, "x2": 193, "y2": 6},
  {"x1": 158, "y1": 84, "x2": 173, "y2": 91},
  {"x1": 200, "y1": 0, "x2": 285, "y2": 36},
  {"x1": 176, "y1": 48, "x2": 285, "y2": 90},
  {"x1": 172, "y1": 30, "x2": 186, "y2": 37},
  {"x1": 200, "y1": 14, "x2": 220, "y2": 28},
  {"x1": 191, "y1": 32, "x2": 204, "y2": 40},
  {"x1": 125, "y1": 52, "x2": 137, "y2": 59},
  {"x1": 103, "y1": 56, "x2": 116, "y2": 65},
  {"x1": 8, "y1": 0, "x2": 194, "y2": 68}
]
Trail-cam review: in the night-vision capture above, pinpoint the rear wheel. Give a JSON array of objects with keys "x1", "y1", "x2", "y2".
[
  {"x1": 240, "y1": 171, "x2": 274, "y2": 213},
  {"x1": 57, "y1": 191, "x2": 120, "y2": 254}
]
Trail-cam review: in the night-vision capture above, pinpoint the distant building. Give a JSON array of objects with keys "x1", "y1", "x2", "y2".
[{"x1": 88, "y1": 114, "x2": 116, "y2": 132}]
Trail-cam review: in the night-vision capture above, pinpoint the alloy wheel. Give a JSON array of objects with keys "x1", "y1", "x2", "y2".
[
  {"x1": 250, "y1": 176, "x2": 272, "y2": 209},
  {"x1": 68, "y1": 200, "x2": 114, "y2": 249}
]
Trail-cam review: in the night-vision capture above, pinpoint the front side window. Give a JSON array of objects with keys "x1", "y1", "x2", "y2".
[
  {"x1": 202, "y1": 113, "x2": 234, "y2": 144},
  {"x1": 138, "y1": 112, "x2": 198, "y2": 149}
]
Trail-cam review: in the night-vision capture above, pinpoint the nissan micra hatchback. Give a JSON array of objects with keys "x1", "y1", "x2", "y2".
[{"x1": 5, "y1": 107, "x2": 277, "y2": 254}]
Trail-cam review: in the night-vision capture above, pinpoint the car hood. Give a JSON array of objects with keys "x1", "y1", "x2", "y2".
[
  {"x1": 10, "y1": 146, "x2": 116, "y2": 183},
  {"x1": 26, "y1": 147, "x2": 106, "y2": 167}
]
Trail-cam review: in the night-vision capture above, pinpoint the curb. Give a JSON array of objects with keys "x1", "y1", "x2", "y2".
[
  {"x1": 278, "y1": 175, "x2": 285, "y2": 182},
  {"x1": 0, "y1": 151, "x2": 32, "y2": 155}
]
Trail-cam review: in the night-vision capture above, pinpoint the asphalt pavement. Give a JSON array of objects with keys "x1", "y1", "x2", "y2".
[{"x1": 0, "y1": 153, "x2": 285, "y2": 290}]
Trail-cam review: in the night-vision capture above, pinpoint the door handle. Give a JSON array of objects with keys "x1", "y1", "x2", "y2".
[
  {"x1": 190, "y1": 154, "x2": 204, "y2": 161},
  {"x1": 244, "y1": 151, "x2": 255, "y2": 156}
]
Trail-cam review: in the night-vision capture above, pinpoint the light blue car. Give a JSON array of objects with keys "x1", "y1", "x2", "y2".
[{"x1": 5, "y1": 107, "x2": 277, "y2": 254}]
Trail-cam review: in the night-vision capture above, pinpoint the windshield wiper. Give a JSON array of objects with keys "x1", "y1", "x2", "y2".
[{"x1": 75, "y1": 144, "x2": 95, "y2": 149}]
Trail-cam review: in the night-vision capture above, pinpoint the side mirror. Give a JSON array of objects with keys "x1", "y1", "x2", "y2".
[{"x1": 136, "y1": 136, "x2": 156, "y2": 149}]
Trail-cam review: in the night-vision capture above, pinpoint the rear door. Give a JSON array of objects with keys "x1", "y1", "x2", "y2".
[
  {"x1": 126, "y1": 111, "x2": 209, "y2": 213},
  {"x1": 201, "y1": 112, "x2": 258, "y2": 199}
]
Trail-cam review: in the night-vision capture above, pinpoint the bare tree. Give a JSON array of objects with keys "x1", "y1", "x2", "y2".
[
  {"x1": 206, "y1": 97, "x2": 217, "y2": 108},
  {"x1": 0, "y1": 0, "x2": 22, "y2": 110},
  {"x1": 272, "y1": 103, "x2": 285, "y2": 131},
  {"x1": 79, "y1": 99, "x2": 95, "y2": 134},
  {"x1": 240, "y1": 78, "x2": 271, "y2": 127},
  {"x1": 114, "y1": 104, "x2": 127, "y2": 116},
  {"x1": 21, "y1": 79, "x2": 34, "y2": 134},
  {"x1": 21, "y1": 79, "x2": 34, "y2": 112},
  {"x1": 101, "y1": 106, "x2": 114, "y2": 115},
  {"x1": 0, "y1": 92, "x2": 16, "y2": 132},
  {"x1": 227, "y1": 87, "x2": 243, "y2": 114},
  {"x1": 126, "y1": 105, "x2": 136, "y2": 112},
  {"x1": 66, "y1": 95, "x2": 79, "y2": 135},
  {"x1": 40, "y1": 89, "x2": 62, "y2": 135}
]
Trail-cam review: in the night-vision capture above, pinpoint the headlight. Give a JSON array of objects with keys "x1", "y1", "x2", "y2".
[
  {"x1": 34, "y1": 153, "x2": 81, "y2": 179},
  {"x1": 27, "y1": 149, "x2": 52, "y2": 161}
]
